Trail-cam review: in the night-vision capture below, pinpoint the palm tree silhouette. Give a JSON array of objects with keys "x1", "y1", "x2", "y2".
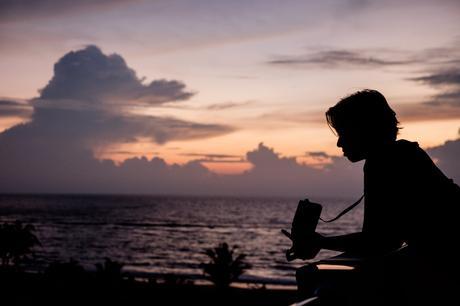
[{"x1": 200, "y1": 242, "x2": 251, "y2": 288}]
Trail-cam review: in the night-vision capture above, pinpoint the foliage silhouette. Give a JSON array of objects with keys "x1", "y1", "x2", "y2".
[
  {"x1": 95, "y1": 258, "x2": 124, "y2": 285},
  {"x1": 200, "y1": 242, "x2": 251, "y2": 288},
  {"x1": 0, "y1": 221, "x2": 40, "y2": 268},
  {"x1": 44, "y1": 259, "x2": 88, "y2": 286}
]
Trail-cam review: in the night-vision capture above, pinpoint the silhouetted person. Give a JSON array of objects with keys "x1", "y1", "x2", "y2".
[{"x1": 293, "y1": 90, "x2": 460, "y2": 304}]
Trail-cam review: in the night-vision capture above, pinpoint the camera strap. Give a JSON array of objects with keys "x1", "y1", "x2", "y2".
[{"x1": 319, "y1": 194, "x2": 364, "y2": 223}]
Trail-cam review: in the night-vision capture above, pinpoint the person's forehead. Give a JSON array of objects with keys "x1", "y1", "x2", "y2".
[{"x1": 335, "y1": 123, "x2": 360, "y2": 135}]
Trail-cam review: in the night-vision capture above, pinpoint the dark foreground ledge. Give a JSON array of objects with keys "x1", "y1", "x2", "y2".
[
  {"x1": 293, "y1": 246, "x2": 458, "y2": 306},
  {"x1": 0, "y1": 270, "x2": 298, "y2": 306}
]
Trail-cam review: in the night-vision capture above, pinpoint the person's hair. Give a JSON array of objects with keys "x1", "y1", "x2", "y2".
[{"x1": 326, "y1": 89, "x2": 400, "y2": 141}]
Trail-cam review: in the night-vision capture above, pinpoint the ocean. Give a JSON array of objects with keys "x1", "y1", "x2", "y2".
[{"x1": 0, "y1": 195, "x2": 364, "y2": 284}]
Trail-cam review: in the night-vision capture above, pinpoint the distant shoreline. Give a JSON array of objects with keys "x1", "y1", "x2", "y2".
[
  {"x1": 0, "y1": 193, "x2": 357, "y2": 202},
  {"x1": 23, "y1": 267, "x2": 297, "y2": 289}
]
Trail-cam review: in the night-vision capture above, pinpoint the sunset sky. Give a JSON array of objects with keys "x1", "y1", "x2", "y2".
[{"x1": 0, "y1": 0, "x2": 459, "y2": 195}]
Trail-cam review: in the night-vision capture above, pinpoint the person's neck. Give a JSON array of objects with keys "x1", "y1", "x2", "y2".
[{"x1": 365, "y1": 139, "x2": 396, "y2": 159}]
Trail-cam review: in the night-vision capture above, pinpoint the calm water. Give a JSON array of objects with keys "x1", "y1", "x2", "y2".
[{"x1": 0, "y1": 195, "x2": 363, "y2": 283}]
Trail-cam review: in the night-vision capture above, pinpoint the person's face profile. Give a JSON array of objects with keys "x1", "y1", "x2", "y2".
[{"x1": 336, "y1": 126, "x2": 367, "y2": 162}]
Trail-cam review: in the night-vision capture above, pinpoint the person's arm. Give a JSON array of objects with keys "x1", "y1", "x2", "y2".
[
  {"x1": 319, "y1": 232, "x2": 364, "y2": 253},
  {"x1": 286, "y1": 231, "x2": 365, "y2": 259}
]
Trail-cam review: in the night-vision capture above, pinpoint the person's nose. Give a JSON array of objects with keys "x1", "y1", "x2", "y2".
[{"x1": 337, "y1": 137, "x2": 343, "y2": 148}]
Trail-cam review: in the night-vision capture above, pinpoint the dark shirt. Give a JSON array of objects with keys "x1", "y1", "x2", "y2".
[{"x1": 362, "y1": 139, "x2": 460, "y2": 257}]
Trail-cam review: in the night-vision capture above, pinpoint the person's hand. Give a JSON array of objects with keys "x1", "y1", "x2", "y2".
[
  {"x1": 282, "y1": 230, "x2": 324, "y2": 260},
  {"x1": 293, "y1": 232, "x2": 323, "y2": 260}
]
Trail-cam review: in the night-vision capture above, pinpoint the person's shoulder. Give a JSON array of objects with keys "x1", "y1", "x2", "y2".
[
  {"x1": 376, "y1": 139, "x2": 426, "y2": 167},
  {"x1": 393, "y1": 139, "x2": 434, "y2": 165},
  {"x1": 366, "y1": 140, "x2": 426, "y2": 169},
  {"x1": 394, "y1": 139, "x2": 420, "y2": 150},
  {"x1": 393, "y1": 139, "x2": 425, "y2": 156}
]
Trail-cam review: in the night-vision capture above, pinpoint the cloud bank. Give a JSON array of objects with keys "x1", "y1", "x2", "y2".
[
  {"x1": 0, "y1": 46, "x2": 458, "y2": 197},
  {"x1": 0, "y1": 45, "x2": 236, "y2": 193},
  {"x1": 268, "y1": 49, "x2": 416, "y2": 69},
  {"x1": 0, "y1": 99, "x2": 32, "y2": 118},
  {"x1": 0, "y1": 45, "x2": 232, "y2": 148},
  {"x1": 427, "y1": 137, "x2": 460, "y2": 182},
  {"x1": 1, "y1": 136, "x2": 458, "y2": 197},
  {"x1": 267, "y1": 45, "x2": 460, "y2": 123},
  {"x1": 396, "y1": 65, "x2": 460, "y2": 122},
  {"x1": 412, "y1": 68, "x2": 460, "y2": 108}
]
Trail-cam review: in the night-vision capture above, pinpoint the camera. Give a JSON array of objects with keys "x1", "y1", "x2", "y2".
[{"x1": 285, "y1": 199, "x2": 322, "y2": 261}]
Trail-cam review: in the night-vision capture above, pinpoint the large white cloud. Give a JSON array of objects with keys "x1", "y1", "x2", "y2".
[
  {"x1": 1, "y1": 46, "x2": 233, "y2": 147},
  {"x1": 38, "y1": 45, "x2": 194, "y2": 106}
]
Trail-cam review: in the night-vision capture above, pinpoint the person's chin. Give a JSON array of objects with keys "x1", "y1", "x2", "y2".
[{"x1": 344, "y1": 152, "x2": 364, "y2": 162}]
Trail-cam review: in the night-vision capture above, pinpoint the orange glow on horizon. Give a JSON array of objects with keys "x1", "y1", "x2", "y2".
[
  {"x1": 90, "y1": 117, "x2": 459, "y2": 175},
  {"x1": 0, "y1": 116, "x2": 30, "y2": 132},
  {"x1": 201, "y1": 161, "x2": 253, "y2": 174}
]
